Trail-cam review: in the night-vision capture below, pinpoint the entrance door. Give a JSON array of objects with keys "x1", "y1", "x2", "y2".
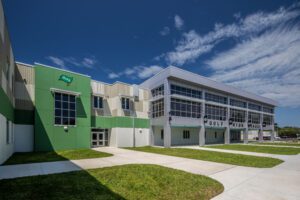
[{"x1": 91, "y1": 129, "x2": 109, "y2": 147}]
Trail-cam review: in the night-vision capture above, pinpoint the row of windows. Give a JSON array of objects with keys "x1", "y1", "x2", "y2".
[
  {"x1": 170, "y1": 98, "x2": 201, "y2": 118},
  {"x1": 54, "y1": 93, "x2": 76, "y2": 125},
  {"x1": 263, "y1": 107, "x2": 274, "y2": 114},
  {"x1": 248, "y1": 112, "x2": 260, "y2": 124},
  {"x1": 151, "y1": 85, "x2": 164, "y2": 97},
  {"x1": 205, "y1": 104, "x2": 227, "y2": 121},
  {"x1": 263, "y1": 114, "x2": 273, "y2": 125},
  {"x1": 230, "y1": 99, "x2": 247, "y2": 108},
  {"x1": 205, "y1": 93, "x2": 228, "y2": 104},
  {"x1": 152, "y1": 99, "x2": 164, "y2": 118},
  {"x1": 230, "y1": 108, "x2": 246, "y2": 123},
  {"x1": 248, "y1": 103, "x2": 261, "y2": 111},
  {"x1": 170, "y1": 84, "x2": 202, "y2": 99}
]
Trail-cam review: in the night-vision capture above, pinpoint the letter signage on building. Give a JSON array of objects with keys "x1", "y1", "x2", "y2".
[{"x1": 59, "y1": 75, "x2": 73, "y2": 84}]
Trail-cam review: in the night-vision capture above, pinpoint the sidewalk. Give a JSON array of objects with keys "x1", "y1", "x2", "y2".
[{"x1": 0, "y1": 147, "x2": 300, "y2": 200}]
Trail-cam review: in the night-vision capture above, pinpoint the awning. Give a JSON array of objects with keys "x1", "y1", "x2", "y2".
[{"x1": 50, "y1": 88, "x2": 81, "y2": 96}]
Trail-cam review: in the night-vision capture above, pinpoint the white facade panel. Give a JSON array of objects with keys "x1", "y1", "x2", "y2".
[
  {"x1": 0, "y1": 113, "x2": 14, "y2": 164},
  {"x1": 14, "y1": 124, "x2": 34, "y2": 152},
  {"x1": 153, "y1": 126, "x2": 164, "y2": 146},
  {"x1": 205, "y1": 129, "x2": 225, "y2": 144},
  {"x1": 171, "y1": 127, "x2": 199, "y2": 146},
  {"x1": 114, "y1": 128, "x2": 150, "y2": 147}
]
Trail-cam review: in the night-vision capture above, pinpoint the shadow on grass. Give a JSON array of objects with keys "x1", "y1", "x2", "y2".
[{"x1": 0, "y1": 169, "x2": 125, "y2": 200}]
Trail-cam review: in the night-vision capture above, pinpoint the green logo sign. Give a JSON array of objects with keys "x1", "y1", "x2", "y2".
[{"x1": 59, "y1": 75, "x2": 73, "y2": 84}]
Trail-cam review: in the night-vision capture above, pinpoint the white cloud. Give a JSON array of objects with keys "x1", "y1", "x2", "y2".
[
  {"x1": 109, "y1": 65, "x2": 164, "y2": 79},
  {"x1": 174, "y1": 15, "x2": 184, "y2": 30},
  {"x1": 160, "y1": 26, "x2": 170, "y2": 36},
  {"x1": 208, "y1": 25, "x2": 300, "y2": 107},
  {"x1": 47, "y1": 56, "x2": 97, "y2": 69},
  {"x1": 108, "y1": 72, "x2": 120, "y2": 79},
  {"x1": 166, "y1": 3, "x2": 300, "y2": 65},
  {"x1": 47, "y1": 56, "x2": 65, "y2": 68}
]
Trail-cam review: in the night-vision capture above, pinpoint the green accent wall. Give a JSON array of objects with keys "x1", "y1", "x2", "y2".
[
  {"x1": 34, "y1": 65, "x2": 91, "y2": 151},
  {"x1": 92, "y1": 116, "x2": 150, "y2": 128},
  {"x1": 14, "y1": 109, "x2": 34, "y2": 124},
  {"x1": 0, "y1": 86, "x2": 14, "y2": 121}
]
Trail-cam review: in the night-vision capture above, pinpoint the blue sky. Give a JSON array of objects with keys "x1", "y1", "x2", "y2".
[{"x1": 3, "y1": 0, "x2": 300, "y2": 127}]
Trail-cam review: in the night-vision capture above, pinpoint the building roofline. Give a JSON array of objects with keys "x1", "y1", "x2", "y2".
[
  {"x1": 34, "y1": 62, "x2": 91, "y2": 78},
  {"x1": 140, "y1": 66, "x2": 278, "y2": 106},
  {"x1": 15, "y1": 61, "x2": 33, "y2": 67}
]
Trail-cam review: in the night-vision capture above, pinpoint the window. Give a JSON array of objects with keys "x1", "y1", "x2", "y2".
[
  {"x1": 215, "y1": 132, "x2": 217, "y2": 138},
  {"x1": 93, "y1": 96, "x2": 103, "y2": 109},
  {"x1": 248, "y1": 112, "x2": 260, "y2": 124},
  {"x1": 151, "y1": 85, "x2": 164, "y2": 97},
  {"x1": 54, "y1": 92, "x2": 76, "y2": 125},
  {"x1": 161, "y1": 130, "x2": 164, "y2": 139},
  {"x1": 230, "y1": 108, "x2": 246, "y2": 122},
  {"x1": 205, "y1": 93, "x2": 227, "y2": 104},
  {"x1": 263, "y1": 114, "x2": 273, "y2": 126},
  {"x1": 121, "y1": 97, "x2": 130, "y2": 110},
  {"x1": 152, "y1": 99, "x2": 164, "y2": 118},
  {"x1": 205, "y1": 104, "x2": 227, "y2": 121},
  {"x1": 248, "y1": 103, "x2": 261, "y2": 111},
  {"x1": 230, "y1": 99, "x2": 246, "y2": 108},
  {"x1": 170, "y1": 98, "x2": 201, "y2": 118},
  {"x1": 263, "y1": 106, "x2": 274, "y2": 114},
  {"x1": 183, "y1": 130, "x2": 190, "y2": 139},
  {"x1": 170, "y1": 84, "x2": 202, "y2": 99},
  {"x1": 6, "y1": 120, "x2": 10, "y2": 144}
]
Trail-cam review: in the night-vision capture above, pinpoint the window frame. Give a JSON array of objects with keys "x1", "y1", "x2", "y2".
[
  {"x1": 54, "y1": 92, "x2": 77, "y2": 126},
  {"x1": 93, "y1": 96, "x2": 103, "y2": 109},
  {"x1": 183, "y1": 130, "x2": 190, "y2": 139},
  {"x1": 121, "y1": 97, "x2": 130, "y2": 110}
]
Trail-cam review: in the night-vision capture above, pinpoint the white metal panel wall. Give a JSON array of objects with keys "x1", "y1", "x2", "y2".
[
  {"x1": 205, "y1": 129, "x2": 225, "y2": 144},
  {"x1": 14, "y1": 124, "x2": 34, "y2": 152},
  {"x1": 114, "y1": 128, "x2": 150, "y2": 147},
  {"x1": 134, "y1": 128, "x2": 149, "y2": 147},
  {"x1": 109, "y1": 128, "x2": 117, "y2": 147},
  {"x1": 0, "y1": 113, "x2": 14, "y2": 164},
  {"x1": 171, "y1": 127, "x2": 199, "y2": 146}
]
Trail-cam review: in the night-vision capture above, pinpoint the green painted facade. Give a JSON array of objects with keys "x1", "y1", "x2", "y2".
[
  {"x1": 34, "y1": 65, "x2": 92, "y2": 151},
  {"x1": 0, "y1": 86, "x2": 14, "y2": 121},
  {"x1": 91, "y1": 116, "x2": 150, "y2": 128}
]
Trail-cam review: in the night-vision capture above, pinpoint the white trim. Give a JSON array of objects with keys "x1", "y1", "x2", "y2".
[
  {"x1": 50, "y1": 88, "x2": 81, "y2": 96},
  {"x1": 15, "y1": 61, "x2": 33, "y2": 67},
  {"x1": 34, "y1": 62, "x2": 91, "y2": 78}
]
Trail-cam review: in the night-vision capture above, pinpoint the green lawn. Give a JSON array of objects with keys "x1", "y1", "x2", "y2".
[
  {"x1": 254, "y1": 142, "x2": 300, "y2": 147},
  {"x1": 0, "y1": 164, "x2": 223, "y2": 200},
  {"x1": 3, "y1": 149, "x2": 112, "y2": 165},
  {"x1": 127, "y1": 146, "x2": 283, "y2": 168},
  {"x1": 207, "y1": 144, "x2": 300, "y2": 155}
]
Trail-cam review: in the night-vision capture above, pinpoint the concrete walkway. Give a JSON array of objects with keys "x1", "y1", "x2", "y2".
[{"x1": 1, "y1": 147, "x2": 300, "y2": 200}]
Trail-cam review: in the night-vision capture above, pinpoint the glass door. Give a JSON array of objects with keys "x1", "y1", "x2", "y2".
[{"x1": 91, "y1": 129, "x2": 109, "y2": 147}]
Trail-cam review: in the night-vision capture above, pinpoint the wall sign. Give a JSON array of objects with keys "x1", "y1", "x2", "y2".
[
  {"x1": 59, "y1": 75, "x2": 73, "y2": 84},
  {"x1": 205, "y1": 120, "x2": 226, "y2": 128},
  {"x1": 230, "y1": 122, "x2": 245, "y2": 128},
  {"x1": 248, "y1": 123, "x2": 260, "y2": 129}
]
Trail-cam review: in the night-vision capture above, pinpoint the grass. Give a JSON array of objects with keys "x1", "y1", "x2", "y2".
[
  {"x1": 3, "y1": 149, "x2": 112, "y2": 165},
  {"x1": 207, "y1": 144, "x2": 300, "y2": 155},
  {"x1": 254, "y1": 142, "x2": 300, "y2": 147},
  {"x1": 0, "y1": 164, "x2": 223, "y2": 200},
  {"x1": 126, "y1": 146, "x2": 283, "y2": 168}
]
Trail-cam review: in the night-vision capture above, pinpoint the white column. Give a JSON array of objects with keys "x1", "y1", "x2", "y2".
[
  {"x1": 225, "y1": 101, "x2": 230, "y2": 144},
  {"x1": 243, "y1": 128, "x2": 249, "y2": 144},
  {"x1": 199, "y1": 99, "x2": 206, "y2": 146},
  {"x1": 199, "y1": 127, "x2": 205, "y2": 146},
  {"x1": 149, "y1": 126, "x2": 154, "y2": 146},
  {"x1": 259, "y1": 113, "x2": 263, "y2": 142},
  {"x1": 163, "y1": 79, "x2": 171, "y2": 147},
  {"x1": 244, "y1": 108, "x2": 249, "y2": 144}
]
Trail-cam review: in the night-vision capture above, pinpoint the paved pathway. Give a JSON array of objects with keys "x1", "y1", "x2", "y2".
[{"x1": 0, "y1": 147, "x2": 300, "y2": 200}]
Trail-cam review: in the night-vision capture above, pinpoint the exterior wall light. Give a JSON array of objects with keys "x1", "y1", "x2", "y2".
[
  {"x1": 64, "y1": 126, "x2": 68, "y2": 132},
  {"x1": 262, "y1": 122, "x2": 267, "y2": 127},
  {"x1": 229, "y1": 118, "x2": 233, "y2": 125}
]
